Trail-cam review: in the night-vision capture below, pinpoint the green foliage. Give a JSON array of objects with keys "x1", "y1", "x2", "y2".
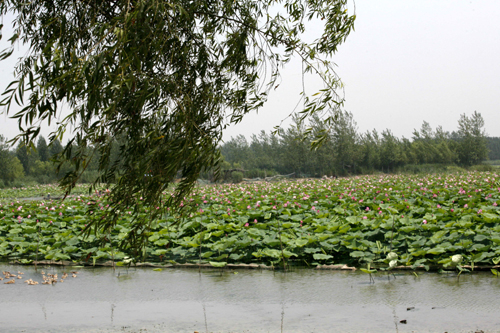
[
  {"x1": 16, "y1": 144, "x2": 39, "y2": 176},
  {"x1": 486, "y1": 137, "x2": 500, "y2": 160},
  {"x1": 220, "y1": 114, "x2": 490, "y2": 178},
  {"x1": 456, "y1": 111, "x2": 488, "y2": 166},
  {"x1": 402, "y1": 164, "x2": 449, "y2": 174},
  {"x1": 49, "y1": 140, "x2": 63, "y2": 158},
  {"x1": 37, "y1": 137, "x2": 49, "y2": 162},
  {"x1": 1, "y1": 156, "x2": 24, "y2": 185},
  {"x1": 0, "y1": 135, "x2": 24, "y2": 185},
  {"x1": 469, "y1": 164, "x2": 494, "y2": 172},
  {"x1": 1, "y1": 171, "x2": 500, "y2": 269},
  {"x1": 0, "y1": 0, "x2": 355, "y2": 252},
  {"x1": 231, "y1": 171, "x2": 244, "y2": 183},
  {"x1": 0, "y1": 183, "x2": 97, "y2": 199}
]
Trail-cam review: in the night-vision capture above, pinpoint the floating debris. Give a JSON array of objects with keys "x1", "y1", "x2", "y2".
[
  {"x1": 0, "y1": 271, "x2": 82, "y2": 286},
  {"x1": 24, "y1": 279, "x2": 39, "y2": 285},
  {"x1": 42, "y1": 273, "x2": 59, "y2": 285},
  {"x1": 2, "y1": 271, "x2": 16, "y2": 279},
  {"x1": 2, "y1": 269, "x2": 80, "y2": 286}
]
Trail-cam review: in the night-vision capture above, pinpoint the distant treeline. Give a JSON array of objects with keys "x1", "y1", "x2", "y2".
[
  {"x1": 487, "y1": 137, "x2": 500, "y2": 160},
  {"x1": 220, "y1": 111, "x2": 494, "y2": 178},
  {"x1": 0, "y1": 135, "x2": 123, "y2": 188},
  {"x1": 0, "y1": 111, "x2": 496, "y2": 187},
  {"x1": 0, "y1": 135, "x2": 71, "y2": 187}
]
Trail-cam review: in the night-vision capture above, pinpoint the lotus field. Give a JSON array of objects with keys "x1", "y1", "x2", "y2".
[{"x1": 1, "y1": 172, "x2": 500, "y2": 270}]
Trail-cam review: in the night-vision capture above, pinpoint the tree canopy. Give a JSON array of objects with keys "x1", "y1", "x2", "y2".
[
  {"x1": 0, "y1": 135, "x2": 24, "y2": 185},
  {"x1": 220, "y1": 111, "x2": 489, "y2": 177},
  {"x1": 0, "y1": 0, "x2": 355, "y2": 250}
]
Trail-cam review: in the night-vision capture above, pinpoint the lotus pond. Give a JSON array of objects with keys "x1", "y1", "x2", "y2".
[
  {"x1": 1, "y1": 172, "x2": 500, "y2": 272},
  {"x1": 0, "y1": 183, "x2": 94, "y2": 200}
]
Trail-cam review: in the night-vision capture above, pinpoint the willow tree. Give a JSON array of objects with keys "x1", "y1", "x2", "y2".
[{"x1": 0, "y1": 0, "x2": 355, "y2": 251}]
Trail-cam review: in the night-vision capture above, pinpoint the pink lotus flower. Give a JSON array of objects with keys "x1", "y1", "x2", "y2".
[
  {"x1": 423, "y1": 220, "x2": 427, "y2": 224},
  {"x1": 244, "y1": 223, "x2": 249, "y2": 227}
]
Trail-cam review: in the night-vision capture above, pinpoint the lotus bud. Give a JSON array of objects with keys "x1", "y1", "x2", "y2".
[
  {"x1": 451, "y1": 254, "x2": 463, "y2": 265},
  {"x1": 389, "y1": 260, "x2": 397, "y2": 269},
  {"x1": 387, "y1": 252, "x2": 398, "y2": 261}
]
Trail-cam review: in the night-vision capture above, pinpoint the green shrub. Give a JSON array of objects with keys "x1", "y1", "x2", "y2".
[
  {"x1": 10, "y1": 176, "x2": 38, "y2": 188},
  {"x1": 231, "y1": 171, "x2": 243, "y2": 183},
  {"x1": 469, "y1": 164, "x2": 493, "y2": 172},
  {"x1": 400, "y1": 164, "x2": 451, "y2": 174},
  {"x1": 35, "y1": 174, "x2": 51, "y2": 184},
  {"x1": 80, "y1": 170, "x2": 101, "y2": 183},
  {"x1": 444, "y1": 165, "x2": 466, "y2": 173},
  {"x1": 483, "y1": 159, "x2": 500, "y2": 165}
]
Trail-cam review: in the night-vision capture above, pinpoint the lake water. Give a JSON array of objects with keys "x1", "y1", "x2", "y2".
[{"x1": 1, "y1": 263, "x2": 500, "y2": 332}]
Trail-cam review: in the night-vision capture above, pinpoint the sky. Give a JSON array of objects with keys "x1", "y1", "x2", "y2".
[
  {"x1": 1, "y1": 0, "x2": 499, "y2": 144},
  {"x1": 224, "y1": 0, "x2": 500, "y2": 141}
]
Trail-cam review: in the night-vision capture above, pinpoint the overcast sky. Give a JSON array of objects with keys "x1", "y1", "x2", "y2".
[
  {"x1": 1, "y1": 0, "x2": 499, "y2": 144},
  {"x1": 224, "y1": 0, "x2": 500, "y2": 141}
]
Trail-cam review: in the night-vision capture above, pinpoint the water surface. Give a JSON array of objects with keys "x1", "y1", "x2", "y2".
[{"x1": 1, "y1": 263, "x2": 500, "y2": 332}]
